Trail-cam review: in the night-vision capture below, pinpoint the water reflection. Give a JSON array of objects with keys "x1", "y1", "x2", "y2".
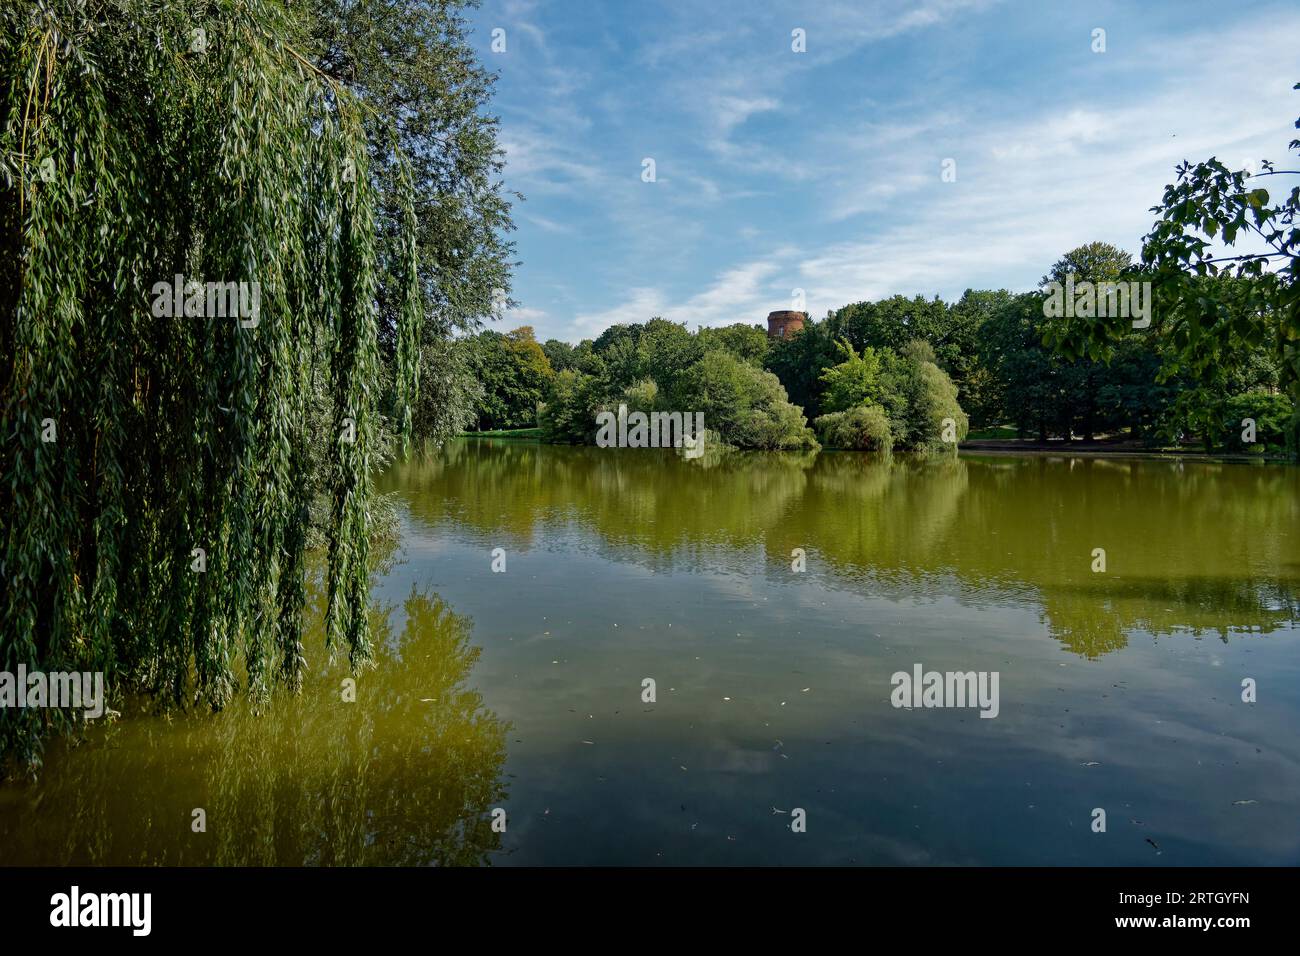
[
  {"x1": 381, "y1": 441, "x2": 1300, "y2": 657},
  {"x1": 0, "y1": 587, "x2": 507, "y2": 865},
  {"x1": 6, "y1": 441, "x2": 1297, "y2": 867}
]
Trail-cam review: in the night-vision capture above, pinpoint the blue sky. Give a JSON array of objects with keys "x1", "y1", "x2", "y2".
[{"x1": 468, "y1": 0, "x2": 1300, "y2": 344}]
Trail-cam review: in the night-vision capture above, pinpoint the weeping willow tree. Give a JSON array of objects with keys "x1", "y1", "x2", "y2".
[
  {"x1": 308, "y1": 0, "x2": 517, "y2": 448},
  {"x1": 0, "y1": 0, "x2": 424, "y2": 767}
]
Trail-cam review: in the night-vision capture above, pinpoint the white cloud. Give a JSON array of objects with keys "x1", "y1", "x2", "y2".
[
  {"x1": 499, "y1": 127, "x2": 606, "y2": 194},
  {"x1": 570, "y1": 288, "x2": 667, "y2": 336},
  {"x1": 526, "y1": 214, "x2": 574, "y2": 234},
  {"x1": 503, "y1": 306, "x2": 549, "y2": 326},
  {"x1": 493, "y1": 0, "x2": 1299, "y2": 344},
  {"x1": 713, "y1": 95, "x2": 781, "y2": 135},
  {"x1": 569, "y1": 254, "x2": 801, "y2": 337},
  {"x1": 795, "y1": 23, "x2": 1300, "y2": 315}
]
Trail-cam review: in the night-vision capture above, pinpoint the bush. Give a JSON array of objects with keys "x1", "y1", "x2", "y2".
[
  {"x1": 877, "y1": 350, "x2": 968, "y2": 451},
  {"x1": 679, "y1": 350, "x2": 818, "y2": 450},
  {"x1": 815, "y1": 405, "x2": 894, "y2": 451},
  {"x1": 1221, "y1": 392, "x2": 1295, "y2": 453},
  {"x1": 620, "y1": 378, "x2": 661, "y2": 415},
  {"x1": 913, "y1": 360, "x2": 969, "y2": 451},
  {"x1": 733, "y1": 402, "x2": 822, "y2": 451}
]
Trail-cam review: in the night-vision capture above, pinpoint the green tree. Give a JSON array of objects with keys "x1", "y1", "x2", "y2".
[
  {"x1": 634, "y1": 318, "x2": 701, "y2": 404},
  {"x1": 539, "y1": 369, "x2": 603, "y2": 443},
  {"x1": 979, "y1": 294, "x2": 1065, "y2": 441},
  {"x1": 1040, "y1": 243, "x2": 1136, "y2": 441},
  {"x1": 309, "y1": 0, "x2": 515, "y2": 333},
  {"x1": 814, "y1": 405, "x2": 893, "y2": 451},
  {"x1": 1040, "y1": 241, "x2": 1134, "y2": 286},
  {"x1": 682, "y1": 350, "x2": 753, "y2": 431},
  {"x1": 411, "y1": 337, "x2": 483, "y2": 448},
  {"x1": 542, "y1": 338, "x2": 578, "y2": 372},
  {"x1": 948, "y1": 289, "x2": 1013, "y2": 427},
  {"x1": 571, "y1": 339, "x2": 606, "y2": 376},
  {"x1": 979, "y1": 247, "x2": 1164, "y2": 444},
  {"x1": 830, "y1": 295, "x2": 952, "y2": 359},
  {"x1": 835, "y1": 291, "x2": 988, "y2": 395},
  {"x1": 0, "y1": 0, "x2": 435, "y2": 765},
  {"x1": 877, "y1": 343, "x2": 968, "y2": 451},
  {"x1": 593, "y1": 326, "x2": 643, "y2": 392},
  {"x1": 305, "y1": 0, "x2": 515, "y2": 446},
  {"x1": 818, "y1": 341, "x2": 885, "y2": 413},
  {"x1": 1047, "y1": 91, "x2": 1300, "y2": 454},
  {"x1": 764, "y1": 317, "x2": 841, "y2": 418},
  {"x1": 698, "y1": 323, "x2": 770, "y2": 365},
  {"x1": 466, "y1": 326, "x2": 554, "y2": 429},
  {"x1": 680, "y1": 351, "x2": 817, "y2": 450}
]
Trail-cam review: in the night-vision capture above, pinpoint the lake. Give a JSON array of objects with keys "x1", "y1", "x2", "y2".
[{"x1": 2, "y1": 439, "x2": 1299, "y2": 865}]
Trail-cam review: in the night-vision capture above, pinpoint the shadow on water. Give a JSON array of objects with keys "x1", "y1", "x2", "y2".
[{"x1": 0, "y1": 586, "x2": 508, "y2": 866}]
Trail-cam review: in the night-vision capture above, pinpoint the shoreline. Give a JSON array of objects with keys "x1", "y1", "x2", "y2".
[
  {"x1": 458, "y1": 432, "x2": 1295, "y2": 463},
  {"x1": 959, "y1": 440, "x2": 1292, "y2": 462}
]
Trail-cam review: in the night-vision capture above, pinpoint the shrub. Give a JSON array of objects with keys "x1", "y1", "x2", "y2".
[
  {"x1": 818, "y1": 341, "x2": 885, "y2": 413},
  {"x1": 733, "y1": 402, "x2": 822, "y2": 451},
  {"x1": 620, "y1": 378, "x2": 661, "y2": 414},
  {"x1": 680, "y1": 350, "x2": 818, "y2": 450},
  {"x1": 815, "y1": 405, "x2": 894, "y2": 451},
  {"x1": 1221, "y1": 392, "x2": 1294, "y2": 453},
  {"x1": 878, "y1": 350, "x2": 968, "y2": 451}
]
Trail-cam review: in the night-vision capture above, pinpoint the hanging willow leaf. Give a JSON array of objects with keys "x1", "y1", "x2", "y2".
[
  {"x1": 394, "y1": 158, "x2": 422, "y2": 456},
  {"x1": 0, "y1": 0, "x2": 422, "y2": 768}
]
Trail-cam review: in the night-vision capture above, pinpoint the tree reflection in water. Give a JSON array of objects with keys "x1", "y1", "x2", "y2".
[
  {"x1": 0, "y1": 586, "x2": 507, "y2": 866},
  {"x1": 382, "y1": 440, "x2": 1300, "y2": 657}
]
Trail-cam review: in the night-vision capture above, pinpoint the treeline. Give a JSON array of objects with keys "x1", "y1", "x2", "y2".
[
  {"x1": 456, "y1": 241, "x2": 1293, "y2": 454},
  {"x1": 455, "y1": 92, "x2": 1300, "y2": 458},
  {"x1": 775, "y1": 243, "x2": 1291, "y2": 452},
  {"x1": 456, "y1": 315, "x2": 968, "y2": 452}
]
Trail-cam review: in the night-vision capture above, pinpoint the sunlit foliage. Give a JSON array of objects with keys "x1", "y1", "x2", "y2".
[{"x1": 0, "y1": 0, "x2": 424, "y2": 766}]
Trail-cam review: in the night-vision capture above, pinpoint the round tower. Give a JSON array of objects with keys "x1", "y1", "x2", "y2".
[{"x1": 766, "y1": 310, "x2": 806, "y2": 340}]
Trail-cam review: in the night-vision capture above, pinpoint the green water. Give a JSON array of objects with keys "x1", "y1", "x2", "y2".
[{"x1": 3, "y1": 440, "x2": 1299, "y2": 865}]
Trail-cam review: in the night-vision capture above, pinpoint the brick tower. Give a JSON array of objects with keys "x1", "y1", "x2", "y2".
[{"x1": 766, "y1": 310, "x2": 806, "y2": 339}]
